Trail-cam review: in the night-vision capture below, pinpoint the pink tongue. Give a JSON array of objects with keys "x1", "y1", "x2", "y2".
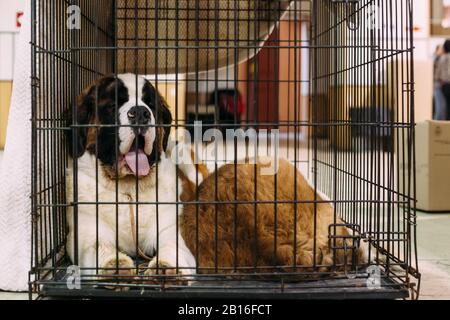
[{"x1": 124, "y1": 150, "x2": 150, "y2": 177}]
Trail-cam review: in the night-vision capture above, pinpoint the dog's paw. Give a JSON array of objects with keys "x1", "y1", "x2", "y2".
[
  {"x1": 144, "y1": 259, "x2": 188, "y2": 286},
  {"x1": 144, "y1": 260, "x2": 178, "y2": 276},
  {"x1": 100, "y1": 253, "x2": 136, "y2": 291}
]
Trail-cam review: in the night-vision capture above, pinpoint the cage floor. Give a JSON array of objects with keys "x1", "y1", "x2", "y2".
[{"x1": 37, "y1": 268, "x2": 409, "y2": 300}]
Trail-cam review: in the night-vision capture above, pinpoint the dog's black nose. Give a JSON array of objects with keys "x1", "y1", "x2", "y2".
[{"x1": 128, "y1": 106, "x2": 152, "y2": 124}]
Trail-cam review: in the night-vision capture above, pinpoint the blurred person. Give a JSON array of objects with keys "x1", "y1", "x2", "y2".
[
  {"x1": 435, "y1": 39, "x2": 450, "y2": 120},
  {"x1": 434, "y1": 45, "x2": 447, "y2": 120}
]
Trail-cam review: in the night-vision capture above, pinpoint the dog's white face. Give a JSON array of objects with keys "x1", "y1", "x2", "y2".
[
  {"x1": 117, "y1": 74, "x2": 156, "y2": 175},
  {"x1": 68, "y1": 73, "x2": 172, "y2": 178}
]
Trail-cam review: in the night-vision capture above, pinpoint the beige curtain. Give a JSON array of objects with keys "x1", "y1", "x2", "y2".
[{"x1": 117, "y1": 0, "x2": 292, "y2": 74}]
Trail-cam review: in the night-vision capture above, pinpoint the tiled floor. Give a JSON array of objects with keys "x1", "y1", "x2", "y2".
[
  {"x1": 0, "y1": 292, "x2": 31, "y2": 300},
  {"x1": 416, "y1": 211, "x2": 450, "y2": 300}
]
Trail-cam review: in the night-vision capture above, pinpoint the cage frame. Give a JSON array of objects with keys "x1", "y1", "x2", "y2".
[{"x1": 29, "y1": 0, "x2": 420, "y2": 300}]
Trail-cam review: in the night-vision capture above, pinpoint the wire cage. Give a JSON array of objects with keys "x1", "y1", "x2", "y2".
[{"x1": 30, "y1": 0, "x2": 420, "y2": 299}]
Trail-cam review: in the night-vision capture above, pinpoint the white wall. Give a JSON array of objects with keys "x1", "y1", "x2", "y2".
[
  {"x1": 0, "y1": 34, "x2": 19, "y2": 80},
  {"x1": 0, "y1": 0, "x2": 24, "y2": 80},
  {"x1": 0, "y1": 0, "x2": 24, "y2": 32}
]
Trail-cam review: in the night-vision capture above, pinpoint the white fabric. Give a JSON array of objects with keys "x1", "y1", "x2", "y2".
[{"x1": 0, "y1": 0, "x2": 32, "y2": 292}]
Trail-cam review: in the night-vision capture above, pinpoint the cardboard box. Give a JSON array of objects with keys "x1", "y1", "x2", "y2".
[
  {"x1": 414, "y1": 121, "x2": 450, "y2": 212},
  {"x1": 0, "y1": 81, "x2": 13, "y2": 150}
]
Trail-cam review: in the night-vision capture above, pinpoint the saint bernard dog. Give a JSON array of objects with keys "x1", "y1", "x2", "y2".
[
  {"x1": 65, "y1": 74, "x2": 199, "y2": 278},
  {"x1": 65, "y1": 74, "x2": 389, "y2": 282}
]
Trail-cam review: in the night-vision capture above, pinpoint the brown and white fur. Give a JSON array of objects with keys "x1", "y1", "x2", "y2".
[
  {"x1": 66, "y1": 74, "x2": 384, "y2": 281},
  {"x1": 181, "y1": 158, "x2": 372, "y2": 274},
  {"x1": 65, "y1": 74, "x2": 200, "y2": 277}
]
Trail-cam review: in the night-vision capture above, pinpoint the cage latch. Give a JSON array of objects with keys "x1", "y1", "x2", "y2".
[
  {"x1": 331, "y1": 0, "x2": 360, "y2": 31},
  {"x1": 328, "y1": 223, "x2": 362, "y2": 278}
]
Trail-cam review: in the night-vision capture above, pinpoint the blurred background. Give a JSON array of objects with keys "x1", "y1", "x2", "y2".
[
  {"x1": 1, "y1": 1, "x2": 450, "y2": 150},
  {"x1": 0, "y1": 0, "x2": 449, "y2": 299}
]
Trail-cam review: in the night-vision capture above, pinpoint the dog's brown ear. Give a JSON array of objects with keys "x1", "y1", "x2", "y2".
[
  {"x1": 142, "y1": 80, "x2": 173, "y2": 152},
  {"x1": 65, "y1": 83, "x2": 96, "y2": 158}
]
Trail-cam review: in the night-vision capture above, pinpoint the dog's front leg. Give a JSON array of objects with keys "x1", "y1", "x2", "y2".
[
  {"x1": 145, "y1": 226, "x2": 196, "y2": 277},
  {"x1": 67, "y1": 230, "x2": 135, "y2": 278}
]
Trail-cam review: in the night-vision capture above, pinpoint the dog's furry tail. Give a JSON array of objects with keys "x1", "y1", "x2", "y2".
[
  {"x1": 166, "y1": 141, "x2": 210, "y2": 186},
  {"x1": 357, "y1": 236, "x2": 404, "y2": 273}
]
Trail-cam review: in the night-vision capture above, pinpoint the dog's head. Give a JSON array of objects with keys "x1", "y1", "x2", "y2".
[{"x1": 67, "y1": 74, "x2": 172, "y2": 179}]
